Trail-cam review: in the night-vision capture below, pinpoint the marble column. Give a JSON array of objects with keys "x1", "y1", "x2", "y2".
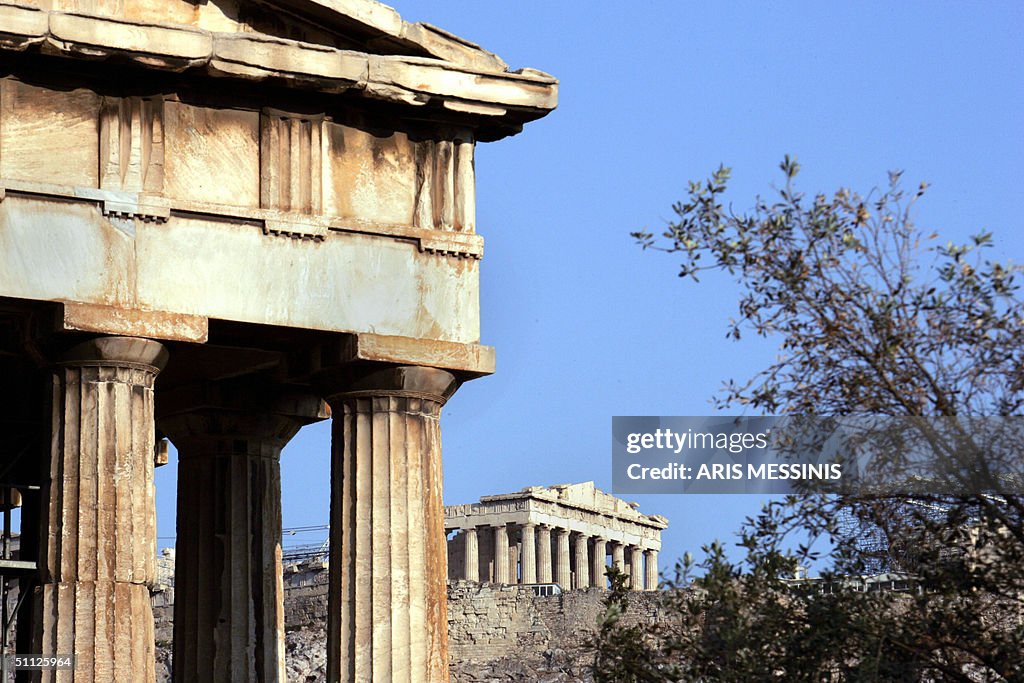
[
  {"x1": 591, "y1": 538, "x2": 607, "y2": 588},
  {"x1": 509, "y1": 541, "x2": 520, "y2": 583},
  {"x1": 536, "y1": 525, "x2": 553, "y2": 583},
  {"x1": 322, "y1": 365, "x2": 459, "y2": 683},
  {"x1": 159, "y1": 385, "x2": 324, "y2": 683},
  {"x1": 34, "y1": 336, "x2": 167, "y2": 683},
  {"x1": 520, "y1": 523, "x2": 536, "y2": 584},
  {"x1": 611, "y1": 542, "x2": 625, "y2": 574},
  {"x1": 645, "y1": 549, "x2": 659, "y2": 591},
  {"x1": 573, "y1": 534, "x2": 589, "y2": 590},
  {"x1": 494, "y1": 525, "x2": 510, "y2": 584},
  {"x1": 464, "y1": 528, "x2": 479, "y2": 582},
  {"x1": 628, "y1": 546, "x2": 643, "y2": 591},
  {"x1": 555, "y1": 529, "x2": 571, "y2": 588}
]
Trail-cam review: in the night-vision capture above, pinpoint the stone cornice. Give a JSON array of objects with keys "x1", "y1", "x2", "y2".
[
  {"x1": 479, "y1": 489, "x2": 669, "y2": 531},
  {"x1": 0, "y1": 3, "x2": 557, "y2": 140},
  {"x1": 272, "y1": 0, "x2": 510, "y2": 73}
]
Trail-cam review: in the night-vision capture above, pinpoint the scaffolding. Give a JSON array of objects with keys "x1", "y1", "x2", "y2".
[
  {"x1": 281, "y1": 524, "x2": 330, "y2": 564},
  {"x1": 0, "y1": 484, "x2": 37, "y2": 682},
  {"x1": 834, "y1": 497, "x2": 979, "y2": 574}
]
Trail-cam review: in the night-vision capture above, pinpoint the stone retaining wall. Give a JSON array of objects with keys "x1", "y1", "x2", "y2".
[{"x1": 149, "y1": 564, "x2": 669, "y2": 682}]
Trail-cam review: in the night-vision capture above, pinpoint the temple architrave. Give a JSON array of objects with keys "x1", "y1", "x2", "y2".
[
  {"x1": 0, "y1": 1, "x2": 555, "y2": 682},
  {"x1": 445, "y1": 482, "x2": 668, "y2": 591}
]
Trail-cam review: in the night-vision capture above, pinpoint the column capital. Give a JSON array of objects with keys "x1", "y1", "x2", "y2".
[
  {"x1": 158, "y1": 379, "x2": 329, "y2": 452},
  {"x1": 60, "y1": 335, "x2": 168, "y2": 372},
  {"x1": 316, "y1": 364, "x2": 460, "y2": 405}
]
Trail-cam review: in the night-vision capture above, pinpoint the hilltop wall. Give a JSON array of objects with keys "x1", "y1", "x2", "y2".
[{"x1": 151, "y1": 563, "x2": 669, "y2": 682}]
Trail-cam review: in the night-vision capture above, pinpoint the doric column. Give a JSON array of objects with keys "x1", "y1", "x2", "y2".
[
  {"x1": 464, "y1": 528, "x2": 479, "y2": 582},
  {"x1": 591, "y1": 538, "x2": 607, "y2": 588},
  {"x1": 494, "y1": 525, "x2": 510, "y2": 584},
  {"x1": 321, "y1": 365, "x2": 459, "y2": 683},
  {"x1": 159, "y1": 383, "x2": 325, "y2": 683},
  {"x1": 520, "y1": 523, "x2": 536, "y2": 584},
  {"x1": 509, "y1": 539, "x2": 520, "y2": 583},
  {"x1": 611, "y1": 542, "x2": 626, "y2": 574},
  {"x1": 34, "y1": 336, "x2": 167, "y2": 683},
  {"x1": 628, "y1": 546, "x2": 643, "y2": 591},
  {"x1": 555, "y1": 529, "x2": 571, "y2": 588},
  {"x1": 536, "y1": 525, "x2": 553, "y2": 583},
  {"x1": 645, "y1": 549, "x2": 659, "y2": 591},
  {"x1": 573, "y1": 534, "x2": 589, "y2": 590}
]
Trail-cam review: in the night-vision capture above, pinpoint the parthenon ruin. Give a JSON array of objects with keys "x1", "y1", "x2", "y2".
[
  {"x1": 0, "y1": 1, "x2": 555, "y2": 682},
  {"x1": 445, "y1": 482, "x2": 668, "y2": 591}
]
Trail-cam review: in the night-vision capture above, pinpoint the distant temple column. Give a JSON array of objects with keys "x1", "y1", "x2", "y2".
[
  {"x1": 464, "y1": 528, "x2": 479, "y2": 582},
  {"x1": 520, "y1": 523, "x2": 537, "y2": 583},
  {"x1": 494, "y1": 525, "x2": 510, "y2": 583},
  {"x1": 591, "y1": 538, "x2": 607, "y2": 588},
  {"x1": 555, "y1": 528, "x2": 571, "y2": 588},
  {"x1": 34, "y1": 337, "x2": 167, "y2": 683},
  {"x1": 159, "y1": 382, "x2": 325, "y2": 683},
  {"x1": 573, "y1": 534, "x2": 589, "y2": 590},
  {"x1": 509, "y1": 540, "x2": 520, "y2": 583},
  {"x1": 537, "y1": 525, "x2": 553, "y2": 583},
  {"x1": 645, "y1": 549, "x2": 659, "y2": 591},
  {"x1": 321, "y1": 365, "x2": 459, "y2": 683},
  {"x1": 628, "y1": 546, "x2": 643, "y2": 591},
  {"x1": 611, "y1": 542, "x2": 626, "y2": 574}
]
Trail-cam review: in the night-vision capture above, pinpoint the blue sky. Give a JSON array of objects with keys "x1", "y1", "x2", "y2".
[{"x1": 159, "y1": 2, "x2": 1024, "y2": 571}]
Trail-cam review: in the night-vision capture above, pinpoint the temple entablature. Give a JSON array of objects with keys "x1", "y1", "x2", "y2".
[{"x1": 0, "y1": 0, "x2": 556, "y2": 375}]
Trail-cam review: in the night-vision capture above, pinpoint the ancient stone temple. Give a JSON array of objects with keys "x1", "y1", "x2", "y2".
[
  {"x1": 0, "y1": 2, "x2": 555, "y2": 682},
  {"x1": 445, "y1": 483, "x2": 667, "y2": 591}
]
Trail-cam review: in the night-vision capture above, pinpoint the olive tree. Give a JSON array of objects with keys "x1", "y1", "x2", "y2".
[{"x1": 590, "y1": 159, "x2": 1024, "y2": 682}]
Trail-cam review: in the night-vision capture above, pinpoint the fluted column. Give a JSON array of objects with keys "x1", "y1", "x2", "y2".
[
  {"x1": 509, "y1": 540, "x2": 520, "y2": 583},
  {"x1": 591, "y1": 538, "x2": 607, "y2": 588},
  {"x1": 464, "y1": 528, "x2": 479, "y2": 582},
  {"x1": 34, "y1": 336, "x2": 167, "y2": 683},
  {"x1": 555, "y1": 529, "x2": 571, "y2": 588},
  {"x1": 536, "y1": 526, "x2": 552, "y2": 583},
  {"x1": 628, "y1": 546, "x2": 643, "y2": 591},
  {"x1": 644, "y1": 549, "x2": 659, "y2": 591},
  {"x1": 573, "y1": 534, "x2": 589, "y2": 590},
  {"x1": 494, "y1": 525, "x2": 510, "y2": 584},
  {"x1": 322, "y1": 365, "x2": 459, "y2": 683},
  {"x1": 520, "y1": 523, "x2": 536, "y2": 584},
  {"x1": 159, "y1": 384, "x2": 324, "y2": 683},
  {"x1": 611, "y1": 542, "x2": 625, "y2": 575}
]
